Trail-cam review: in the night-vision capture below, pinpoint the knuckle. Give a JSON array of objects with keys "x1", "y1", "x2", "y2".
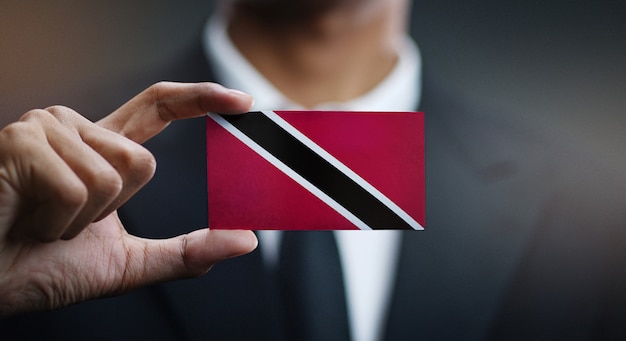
[
  {"x1": 18, "y1": 108, "x2": 54, "y2": 123},
  {"x1": 147, "y1": 81, "x2": 172, "y2": 104},
  {"x1": 0, "y1": 121, "x2": 29, "y2": 139},
  {"x1": 17, "y1": 106, "x2": 81, "y2": 129},
  {"x1": 132, "y1": 147, "x2": 157, "y2": 181},
  {"x1": 149, "y1": 81, "x2": 173, "y2": 93},
  {"x1": 58, "y1": 181, "x2": 89, "y2": 210},
  {"x1": 148, "y1": 81, "x2": 176, "y2": 122},
  {"x1": 88, "y1": 167, "x2": 124, "y2": 199},
  {"x1": 44, "y1": 105, "x2": 80, "y2": 124},
  {"x1": 44, "y1": 105, "x2": 72, "y2": 116},
  {"x1": 0, "y1": 122, "x2": 44, "y2": 151},
  {"x1": 116, "y1": 144, "x2": 157, "y2": 183}
]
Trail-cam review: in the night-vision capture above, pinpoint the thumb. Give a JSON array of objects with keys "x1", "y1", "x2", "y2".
[{"x1": 125, "y1": 229, "x2": 258, "y2": 287}]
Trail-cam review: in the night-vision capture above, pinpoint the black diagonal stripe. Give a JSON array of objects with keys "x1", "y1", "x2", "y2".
[{"x1": 222, "y1": 112, "x2": 414, "y2": 230}]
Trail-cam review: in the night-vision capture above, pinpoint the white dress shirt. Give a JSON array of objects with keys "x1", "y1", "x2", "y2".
[{"x1": 203, "y1": 12, "x2": 422, "y2": 341}]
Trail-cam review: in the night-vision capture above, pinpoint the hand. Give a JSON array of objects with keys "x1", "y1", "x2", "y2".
[{"x1": 0, "y1": 82, "x2": 257, "y2": 316}]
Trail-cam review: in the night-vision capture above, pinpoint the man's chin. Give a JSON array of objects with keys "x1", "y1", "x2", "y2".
[{"x1": 233, "y1": 0, "x2": 365, "y2": 24}]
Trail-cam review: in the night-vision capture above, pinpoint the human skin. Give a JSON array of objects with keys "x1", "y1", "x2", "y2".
[
  {"x1": 0, "y1": 82, "x2": 258, "y2": 316},
  {"x1": 228, "y1": 0, "x2": 410, "y2": 108}
]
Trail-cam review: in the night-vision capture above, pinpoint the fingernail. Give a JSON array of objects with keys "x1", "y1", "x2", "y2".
[
  {"x1": 227, "y1": 88, "x2": 249, "y2": 97},
  {"x1": 228, "y1": 89, "x2": 254, "y2": 110}
]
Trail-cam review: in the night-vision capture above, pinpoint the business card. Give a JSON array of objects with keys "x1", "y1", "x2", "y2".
[{"x1": 206, "y1": 110, "x2": 424, "y2": 230}]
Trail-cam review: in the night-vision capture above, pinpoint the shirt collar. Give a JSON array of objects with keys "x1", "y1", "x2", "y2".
[{"x1": 203, "y1": 12, "x2": 422, "y2": 112}]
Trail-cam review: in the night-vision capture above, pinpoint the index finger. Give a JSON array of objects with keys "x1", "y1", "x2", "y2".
[{"x1": 97, "y1": 82, "x2": 253, "y2": 144}]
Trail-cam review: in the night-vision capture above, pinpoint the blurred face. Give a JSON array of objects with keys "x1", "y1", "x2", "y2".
[
  {"x1": 232, "y1": 0, "x2": 381, "y2": 25},
  {"x1": 235, "y1": 0, "x2": 370, "y2": 11}
]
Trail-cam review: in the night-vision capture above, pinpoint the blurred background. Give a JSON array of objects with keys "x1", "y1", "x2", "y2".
[{"x1": 1, "y1": 0, "x2": 625, "y2": 164}]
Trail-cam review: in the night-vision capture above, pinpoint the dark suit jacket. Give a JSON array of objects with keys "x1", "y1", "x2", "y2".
[{"x1": 2, "y1": 34, "x2": 626, "y2": 341}]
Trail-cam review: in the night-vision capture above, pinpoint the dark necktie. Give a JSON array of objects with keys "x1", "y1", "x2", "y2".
[{"x1": 277, "y1": 231, "x2": 351, "y2": 341}]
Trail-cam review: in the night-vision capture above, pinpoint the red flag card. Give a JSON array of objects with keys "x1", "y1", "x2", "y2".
[{"x1": 206, "y1": 110, "x2": 424, "y2": 230}]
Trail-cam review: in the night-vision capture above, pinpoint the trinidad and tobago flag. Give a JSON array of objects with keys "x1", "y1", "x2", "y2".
[{"x1": 206, "y1": 110, "x2": 424, "y2": 230}]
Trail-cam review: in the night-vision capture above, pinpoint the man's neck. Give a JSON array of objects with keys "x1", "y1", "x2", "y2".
[{"x1": 228, "y1": 1, "x2": 409, "y2": 108}]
